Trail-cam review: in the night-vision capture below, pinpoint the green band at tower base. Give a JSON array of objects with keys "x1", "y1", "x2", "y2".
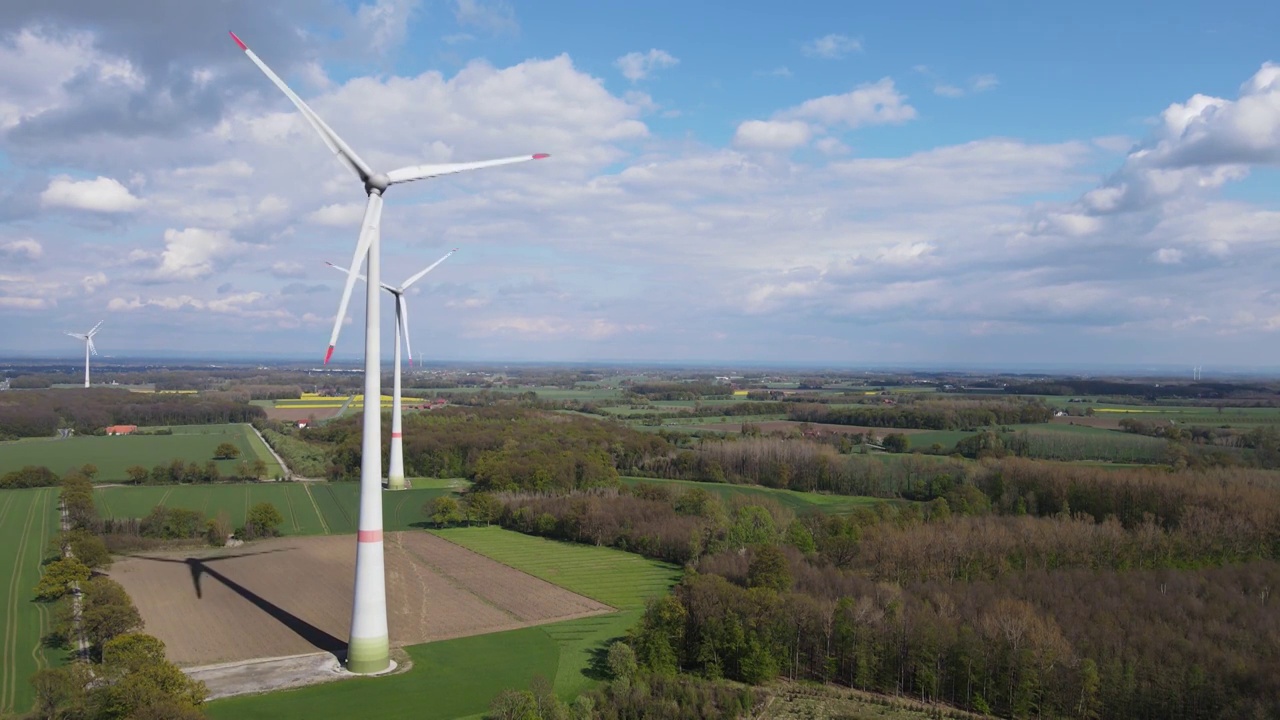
[
  {"x1": 387, "y1": 476, "x2": 405, "y2": 490},
  {"x1": 346, "y1": 635, "x2": 390, "y2": 674}
]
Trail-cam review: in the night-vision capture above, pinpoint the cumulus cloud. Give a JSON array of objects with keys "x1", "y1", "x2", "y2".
[
  {"x1": 802, "y1": 34, "x2": 862, "y2": 59},
  {"x1": 153, "y1": 228, "x2": 244, "y2": 281},
  {"x1": 0, "y1": 238, "x2": 42, "y2": 262},
  {"x1": 732, "y1": 120, "x2": 812, "y2": 150},
  {"x1": 1153, "y1": 248, "x2": 1184, "y2": 264},
  {"x1": 615, "y1": 49, "x2": 679, "y2": 82},
  {"x1": 40, "y1": 176, "x2": 143, "y2": 213},
  {"x1": 1074, "y1": 62, "x2": 1280, "y2": 215}
]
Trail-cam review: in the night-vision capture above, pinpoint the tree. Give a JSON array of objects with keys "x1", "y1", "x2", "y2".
[
  {"x1": 882, "y1": 433, "x2": 910, "y2": 453},
  {"x1": 29, "y1": 664, "x2": 91, "y2": 720},
  {"x1": 251, "y1": 458, "x2": 268, "y2": 480},
  {"x1": 243, "y1": 502, "x2": 283, "y2": 539},
  {"x1": 206, "y1": 511, "x2": 233, "y2": 547},
  {"x1": 428, "y1": 496, "x2": 464, "y2": 527},
  {"x1": 66, "y1": 529, "x2": 112, "y2": 569},
  {"x1": 126, "y1": 465, "x2": 150, "y2": 485},
  {"x1": 213, "y1": 442, "x2": 241, "y2": 460},
  {"x1": 80, "y1": 577, "x2": 143, "y2": 652},
  {"x1": 98, "y1": 633, "x2": 208, "y2": 719},
  {"x1": 488, "y1": 688, "x2": 539, "y2": 720},
  {"x1": 747, "y1": 544, "x2": 792, "y2": 592},
  {"x1": 33, "y1": 557, "x2": 91, "y2": 601},
  {"x1": 465, "y1": 492, "x2": 502, "y2": 526},
  {"x1": 607, "y1": 641, "x2": 638, "y2": 682},
  {"x1": 79, "y1": 463, "x2": 98, "y2": 480}
]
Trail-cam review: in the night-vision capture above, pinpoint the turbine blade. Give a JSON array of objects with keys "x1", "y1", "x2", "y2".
[
  {"x1": 398, "y1": 295, "x2": 413, "y2": 366},
  {"x1": 66, "y1": 333, "x2": 87, "y2": 340},
  {"x1": 87, "y1": 338, "x2": 97, "y2": 356},
  {"x1": 326, "y1": 194, "x2": 384, "y2": 363},
  {"x1": 229, "y1": 32, "x2": 375, "y2": 182},
  {"x1": 400, "y1": 248, "x2": 457, "y2": 290},
  {"x1": 88, "y1": 320, "x2": 104, "y2": 336},
  {"x1": 385, "y1": 153, "x2": 549, "y2": 186},
  {"x1": 325, "y1": 261, "x2": 368, "y2": 284}
]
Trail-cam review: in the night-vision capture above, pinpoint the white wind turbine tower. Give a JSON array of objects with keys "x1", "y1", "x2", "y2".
[
  {"x1": 66, "y1": 321, "x2": 103, "y2": 388},
  {"x1": 231, "y1": 32, "x2": 547, "y2": 675},
  {"x1": 327, "y1": 248, "x2": 456, "y2": 491}
]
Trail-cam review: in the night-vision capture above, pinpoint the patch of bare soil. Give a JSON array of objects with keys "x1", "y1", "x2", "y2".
[{"x1": 109, "y1": 532, "x2": 610, "y2": 667}]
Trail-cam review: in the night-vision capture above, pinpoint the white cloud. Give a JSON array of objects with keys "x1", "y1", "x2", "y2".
[
  {"x1": 934, "y1": 84, "x2": 964, "y2": 98},
  {"x1": 732, "y1": 120, "x2": 812, "y2": 150},
  {"x1": 0, "y1": 296, "x2": 52, "y2": 310},
  {"x1": 270, "y1": 261, "x2": 308, "y2": 279},
  {"x1": 454, "y1": 0, "x2": 519, "y2": 35},
  {"x1": 780, "y1": 78, "x2": 916, "y2": 128},
  {"x1": 814, "y1": 137, "x2": 850, "y2": 155},
  {"x1": 82, "y1": 272, "x2": 108, "y2": 293},
  {"x1": 357, "y1": 0, "x2": 419, "y2": 53},
  {"x1": 1153, "y1": 248, "x2": 1184, "y2": 264},
  {"x1": 1073, "y1": 62, "x2": 1280, "y2": 214},
  {"x1": 0, "y1": 238, "x2": 43, "y2": 262},
  {"x1": 153, "y1": 228, "x2": 244, "y2": 281},
  {"x1": 615, "y1": 49, "x2": 679, "y2": 82},
  {"x1": 971, "y1": 74, "x2": 999, "y2": 92},
  {"x1": 40, "y1": 176, "x2": 143, "y2": 213},
  {"x1": 307, "y1": 202, "x2": 367, "y2": 227},
  {"x1": 802, "y1": 34, "x2": 862, "y2": 60}
]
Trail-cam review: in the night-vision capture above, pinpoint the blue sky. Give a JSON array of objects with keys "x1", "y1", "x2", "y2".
[{"x1": 2, "y1": 0, "x2": 1280, "y2": 368}]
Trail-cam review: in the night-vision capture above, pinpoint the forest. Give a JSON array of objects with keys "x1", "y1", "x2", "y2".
[
  {"x1": 487, "y1": 453, "x2": 1280, "y2": 719},
  {"x1": 787, "y1": 399, "x2": 1055, "y2": 430}
]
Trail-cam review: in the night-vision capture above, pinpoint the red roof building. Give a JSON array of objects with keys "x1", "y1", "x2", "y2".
[{"x1": 105, "y1": 425, "x2": 137, "y2": 435}]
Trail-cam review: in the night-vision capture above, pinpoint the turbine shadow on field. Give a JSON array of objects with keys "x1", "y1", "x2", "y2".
[{"x1": 129, "y1": 551, "x2": 345, "y2": 657}]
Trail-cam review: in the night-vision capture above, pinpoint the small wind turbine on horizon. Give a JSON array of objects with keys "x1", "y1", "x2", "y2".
[
  {"x1": 230, "y1": 30, "x2": 548, "y2": 675},
  {"x1": 327, "y1": 248, "x2": 457, "y2": 491},
  {"x1": 66, "y1": 321, "x2": 103, "y2": 388}
]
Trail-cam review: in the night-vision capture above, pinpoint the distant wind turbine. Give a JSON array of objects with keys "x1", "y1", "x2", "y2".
[
  {"x1": 66, "y1": 321, "x2": 103, "y2": 388},
  {"x1": 230, "y1": 30, "x2": 548, "y2": 675},
  {"x1": 327, "y1": 248, "x2": 457, "y2": 491}
]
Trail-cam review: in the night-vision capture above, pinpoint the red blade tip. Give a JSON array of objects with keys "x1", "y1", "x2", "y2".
[
  {"x1": 324, "y1": 346, "x2": 334, "y2": 364},
  {"x1": 229, "y1": 31, "x2": 247, "y2": 51},
  {"x1": 533, "y1": 153, "x2": 550, "y2": 160}
]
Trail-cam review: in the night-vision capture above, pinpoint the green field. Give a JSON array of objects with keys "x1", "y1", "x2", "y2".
[
  {"x1": 208, "y1": 527, "x2": 680, "y2": 720},
  {"x1": 0, "y1": 488, "x2": 62, "y2": 716},
  {"x1": 93, "y1": 482, "x2": 462, "y2": 535},
  {"x1": 0, "y1": 424, "x2": 284, "y2": 482},
  {"x1": 619, "y1": 476, "x2": 882, "y2": 515}
]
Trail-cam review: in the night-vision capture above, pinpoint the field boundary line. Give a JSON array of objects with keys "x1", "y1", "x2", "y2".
[
  {"x1": 2, "y1": 492, "x2": 39, "y2": 713},
  {"x1": 282, "y1": 485, "x2": 301, "y2": 533},
  {"x1": 30, "y1": 489, "x2": 52, "y2": 672},
  {"x1": 158, "y1": 487, "x2": 174, "y2": 507},
  {"x1": 303, "y1": 484, "x2": 329, "y2": 535},
  {"x1": 323, "y1": 485, "x2": 353, "y2": 530}
]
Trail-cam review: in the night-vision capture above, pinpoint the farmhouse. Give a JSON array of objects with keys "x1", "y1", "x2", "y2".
[{"x1": 104, "y1": 425, "x2": 138, "y2": 436}]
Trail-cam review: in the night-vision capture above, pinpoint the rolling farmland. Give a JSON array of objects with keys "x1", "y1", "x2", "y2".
[
  {"x1": 0, "y1": 488, "x2": 61, "y2": 716},
  {"x1": 619, "y1": 476, "x2": 883, "y2": 515},
  {"x1": 0, "y1": 423, "x2": 283, "y2": 481}
]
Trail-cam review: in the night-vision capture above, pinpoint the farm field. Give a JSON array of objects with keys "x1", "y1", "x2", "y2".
[
  {"x1": 686, "y1": 420, "x2": 929, "y2": 436},
  {"x1": 208, "y1": 527, "x2": 680, "y2": 719},
  {"x1": 0, "y1": 488, "x2": 61, "y2": 716},
  {"x1": 94, "y1": 483, "x2": 461, "y2": 535},
  {"x1": 109, "y1": 531, "x2": 610, "y2": 666},
  {"x1": 0, "y1": 423, "x2": 283, "y2": 481},
  {"x1": 619, "y1": 476, "x2": 882, "y2": 515}
]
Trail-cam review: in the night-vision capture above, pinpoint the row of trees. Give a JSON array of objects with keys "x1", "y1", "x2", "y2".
[
  {"x1": 787, "y1": 399, "x2": 1055, "y2": 431},
  {"x1": 0, "y1": 388, "x2": 265, "y2": 439}
]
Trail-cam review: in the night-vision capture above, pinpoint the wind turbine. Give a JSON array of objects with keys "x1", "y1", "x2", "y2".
[
  {"x1": 327, "y1": 248, "x2": 456, "y2": 491},
  {"x1": 66, "y1": 321, "x2": 103, "y2": 388},
  {"x1": 230, "y1": 31, "x2": 547, "y2": 675}
]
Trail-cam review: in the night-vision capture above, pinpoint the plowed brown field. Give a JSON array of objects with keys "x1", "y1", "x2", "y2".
[{"x1": 109, "y1": 532, "x2": 610, "y2": 666}]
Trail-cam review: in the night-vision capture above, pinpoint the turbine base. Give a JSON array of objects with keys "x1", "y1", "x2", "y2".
[{"x1": 345, "y1": 635, "x2": 390, "y2": 674}]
